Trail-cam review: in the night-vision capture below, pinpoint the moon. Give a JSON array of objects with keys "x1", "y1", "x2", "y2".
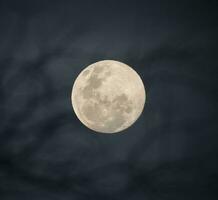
[{"x1": 71, "y1": 60, "x2": 146, "y2": 133}]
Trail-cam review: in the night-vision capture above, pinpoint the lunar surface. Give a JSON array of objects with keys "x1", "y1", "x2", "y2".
[{"x1": 71, "y1": 60, "x2": 146, "y2": 133}]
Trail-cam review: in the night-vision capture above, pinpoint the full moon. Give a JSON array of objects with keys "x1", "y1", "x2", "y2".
[{"x1": 71, "y1": 60, "x2": 146, "y2": 133}]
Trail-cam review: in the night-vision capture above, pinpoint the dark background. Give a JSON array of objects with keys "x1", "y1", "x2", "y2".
[{"x1": 0, "y1": 0, "x2": 218, "y2": 199}]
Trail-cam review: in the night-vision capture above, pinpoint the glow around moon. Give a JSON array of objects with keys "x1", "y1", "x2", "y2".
[{"x1": 71, "y1": 60, "x2": 146, "y2": 133}]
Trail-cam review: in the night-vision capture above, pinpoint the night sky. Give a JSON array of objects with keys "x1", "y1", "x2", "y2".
[{"x1": 0, "y1": 0, "x2": 218, "y2": 199}]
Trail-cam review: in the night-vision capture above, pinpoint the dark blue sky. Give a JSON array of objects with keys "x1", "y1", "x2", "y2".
[{"x1": 0, "y1": 0, "x2": 218, "y2": 199}]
